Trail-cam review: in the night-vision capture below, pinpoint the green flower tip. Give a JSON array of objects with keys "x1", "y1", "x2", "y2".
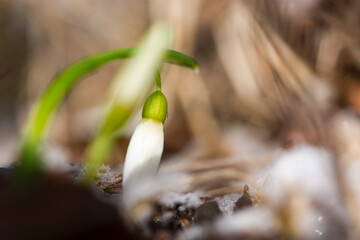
[{"x1": 142, "y1": 90, "x2": 168, "y2": 124}]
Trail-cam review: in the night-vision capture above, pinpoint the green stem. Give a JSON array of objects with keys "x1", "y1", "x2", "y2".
[{"x1": 155, "y1": 69, "x2": 162, "y2": 91}]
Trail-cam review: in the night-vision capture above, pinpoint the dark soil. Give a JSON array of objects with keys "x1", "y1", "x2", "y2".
[
  {"x1": 0, "y1": 168, "x2": 131, "y2": 239},
  {"x1": 0, "y1": 167, "x2": 256, "y2": 240}
]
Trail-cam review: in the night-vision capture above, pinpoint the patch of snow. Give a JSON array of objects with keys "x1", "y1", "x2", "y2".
[
  {"x1": 67, "y1": 163, "x2": 82, "y2": 181},
  {"x1": 159, "y1": 191, "x2": 204, "y2": 209},
  {"x1": 121, "y1": 172, "x2": 193, "y2": 211},
  {"x1": 69, "y1": 164, "x2": 117, "y2": 185},
  {"x1": 161, "y1": 211, "x2": 175, "y2": 222},
  {"x1": 96, "y1": 165, "x2": 118, "y2": 185},
  {"x1": 178, "y1": 205, "x2": 186, "y2": 212},
  {"x1": 263, "y1": 145, "x2": 339, "y2": 205},
  {"x1": 215, "y1": 207, "x2": 277, "y2": 237},
  {"x1": 261, "y1": 145, "x2": 347, "y2": 239},
  {"x1": 176, "y1": 225, "x2": 204, "y2": 240},
  {"x1": 215, "y1": 193, "x2": 241, "y2": 215}
]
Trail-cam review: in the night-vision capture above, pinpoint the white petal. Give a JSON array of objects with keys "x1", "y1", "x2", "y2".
[{"x1": 123, "y1": 119, "x2": 164, "y2": 187}]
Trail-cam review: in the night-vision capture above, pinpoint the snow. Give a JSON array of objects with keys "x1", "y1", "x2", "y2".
[
  {"x1": 215, "y1": 193, "x2": 241, "y2": 215},
  {"x1": 121, "y1": 172, "x2": 197, "y2": 213},
  {"x1": 96, "y1": 165, "x2": 118, "y2": 185},
  {"x1": 161, "y1": 211, "x2": 175, "y2": 222},
  {"x1": 159, "y1": 192, "x2": 204, "y2": 209},
  {"x1": 177, "y1": 226, "x2": 204, "y2": 240},
  {"x1": 260, "y1": 145, "x2": 347, "y2": 238},
  {"x1": 215, "y1": 207, "x2": 277, "y2": 237},
  {"x1": 120, "y1": 141, "x2": 353, "y2": 238},
  {"x1": 263, "y1": 145, "x2": 339, "y2": 205}
]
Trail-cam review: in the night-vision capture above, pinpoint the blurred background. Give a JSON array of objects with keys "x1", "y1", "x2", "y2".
[
  {"x1": 2, "y1": 0, "x2": 360, "y2": 167},
  {"x1": 0, "y1": 0, "x2": 227, "y2": 167},
  {"x1": 3, "y1": 0, "x2": 360, "y2": 239}
]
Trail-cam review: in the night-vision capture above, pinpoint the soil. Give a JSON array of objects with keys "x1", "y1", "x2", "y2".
[{"x1": 0, "y1": 167, "x2": 256, "y2": 240}]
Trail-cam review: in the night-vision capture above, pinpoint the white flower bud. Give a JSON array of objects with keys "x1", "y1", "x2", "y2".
[{"x1": 122, "y1": 119, "x2": 164, "y2": 188}]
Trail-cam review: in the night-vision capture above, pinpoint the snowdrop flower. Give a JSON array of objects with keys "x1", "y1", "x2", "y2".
[{"x1": 123, "y1": 90, "x2": 167, "y2": 188}]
